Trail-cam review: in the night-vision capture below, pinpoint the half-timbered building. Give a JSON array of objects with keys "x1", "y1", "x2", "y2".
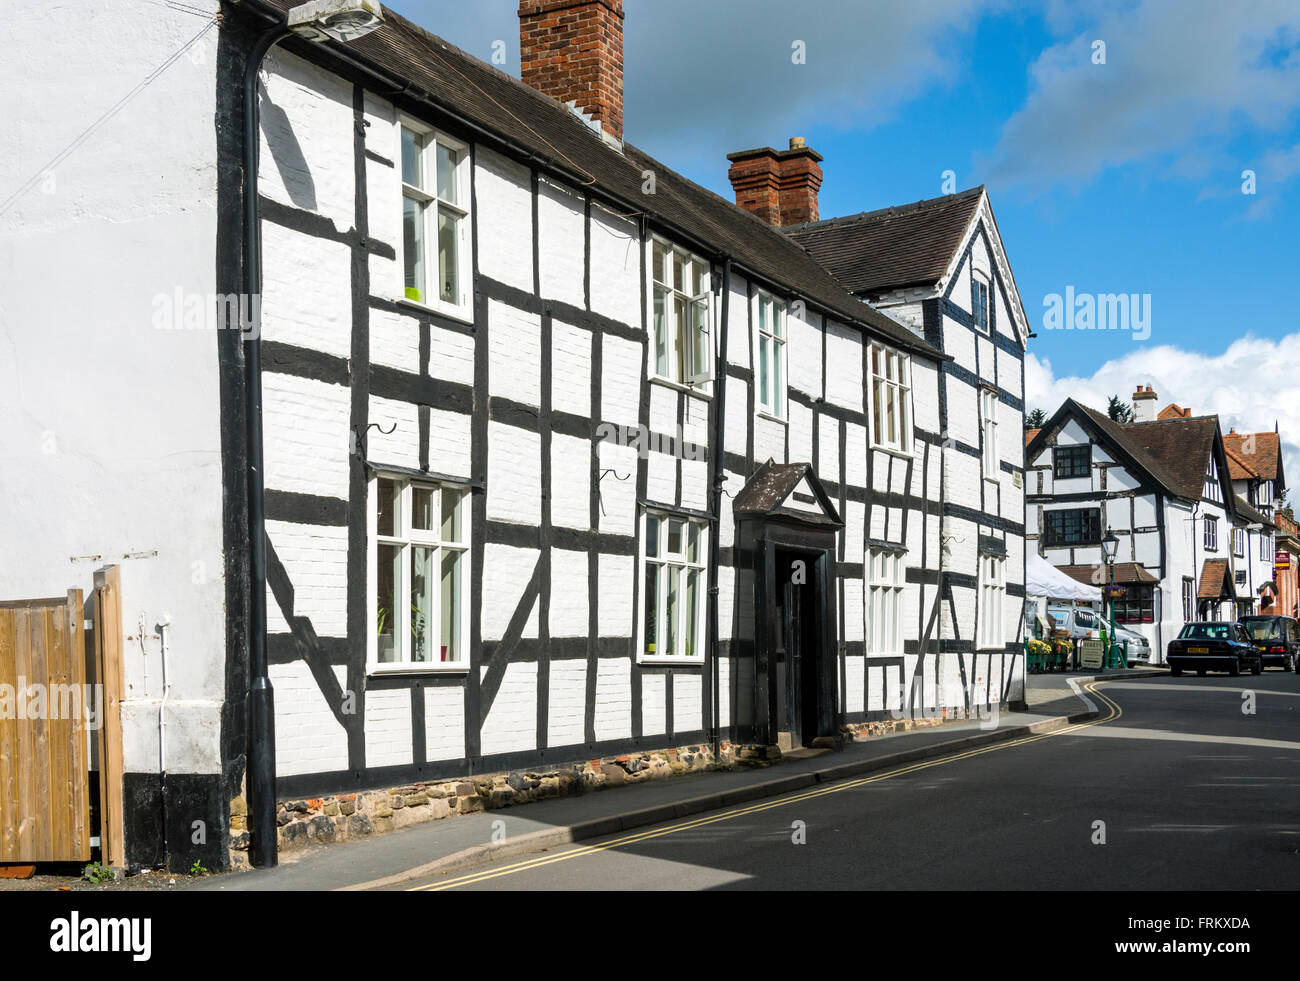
[
  {"x1": 4, "y1": 0, "x2": 1031, "y2": 870},
  {"x1": 1025, "y1": 387, "x2": 1285, "y2": 660}
]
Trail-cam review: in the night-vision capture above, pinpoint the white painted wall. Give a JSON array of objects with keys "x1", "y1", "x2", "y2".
[{"x1": 0, "y1": 1, "x2": 227, "y2": 775}]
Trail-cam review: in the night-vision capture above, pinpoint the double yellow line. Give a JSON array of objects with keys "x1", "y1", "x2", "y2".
[{"x1": 408, "y1": 681, "x2": 1122, "y2": 891}]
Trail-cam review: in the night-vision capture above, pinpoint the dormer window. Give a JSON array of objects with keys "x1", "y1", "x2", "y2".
[{"x1": 650, "y1": 237, "x2": 712, "y2": 387}]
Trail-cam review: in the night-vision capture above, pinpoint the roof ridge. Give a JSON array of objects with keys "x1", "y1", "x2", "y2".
[
  {"x1": 257, "y1": 0, "x2": 946, "y2": 360},
  {"x1": 783, "y1": 185, "x2": 985, "y2": 233}
]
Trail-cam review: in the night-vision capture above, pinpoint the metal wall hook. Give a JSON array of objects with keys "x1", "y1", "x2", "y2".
[
  {"x1": 352, "y1": 421, "x2": 397, "y2": 462},
  {"x1": 596, "y1": 468, "x2": 631, "y2": 516}
]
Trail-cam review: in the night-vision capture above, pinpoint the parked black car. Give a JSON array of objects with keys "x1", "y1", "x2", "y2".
[
  {"x1": 1167, "y1": 621, "x2": 1263, "y2": 677},
  {"x1": 1238, "y1": 615, "x2": 1300, "y2": 672}
]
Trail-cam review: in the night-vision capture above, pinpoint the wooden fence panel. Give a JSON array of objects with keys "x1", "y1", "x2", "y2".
[
  {"x1": 93, "y1": 567, "x2": 126, "y2": 867},
  {"x1": 0, "y1": 592, "x2": 91, "y2": 863}
]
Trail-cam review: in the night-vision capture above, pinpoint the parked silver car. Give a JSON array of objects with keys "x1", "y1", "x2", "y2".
[{"x1": 1113, "y1": 626, "x2": 1152, "y2": 663}]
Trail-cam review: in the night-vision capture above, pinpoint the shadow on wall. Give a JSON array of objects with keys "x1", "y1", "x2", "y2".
[{"x1": 261, "y1": 89, "x2": 317, "y2": 212}]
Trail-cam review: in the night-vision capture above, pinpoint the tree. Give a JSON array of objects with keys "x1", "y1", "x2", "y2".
[
  {"x1": 1025, "y1": 408, "x2": 1047, "y2": 429},
  {"x1": 1107, "y1": 395, "x2": 1134, "y2": 423}
]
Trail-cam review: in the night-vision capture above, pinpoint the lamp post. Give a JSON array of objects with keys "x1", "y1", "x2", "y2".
[{"x1": 1102, "y1": 530, "x2": 1119, "y2": 670}]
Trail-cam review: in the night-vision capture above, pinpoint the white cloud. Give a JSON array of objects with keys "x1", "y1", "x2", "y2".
[
  {"x1": 983, "y1": 0, "x2": 1300, "y2": 193},
  {"x1": 1027, "y1": 333, "x2": 1300, "y2": 491}
]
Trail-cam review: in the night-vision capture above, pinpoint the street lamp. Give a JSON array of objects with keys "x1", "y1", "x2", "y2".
[
  {"x1": 1102, "y1": 530, "x2": 1120, "y2": 669},
  {"x1": 288, "y1": 0, "x2": 385, "y2": 42}
]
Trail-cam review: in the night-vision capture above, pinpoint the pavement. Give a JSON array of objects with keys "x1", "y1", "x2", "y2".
[
  {"x1": 405, "y1": 667, "x2": 1300, "y2": 891},
  {"x1": 192, "y1": 664, "x2": 1163, "y2": 891}
]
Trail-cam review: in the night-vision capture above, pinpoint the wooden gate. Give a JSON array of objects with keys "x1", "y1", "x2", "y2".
[{"x1": 0, "y1": 591, "x2": 91, "y2": 862}]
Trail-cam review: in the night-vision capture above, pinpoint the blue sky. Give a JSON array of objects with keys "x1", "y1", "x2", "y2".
[{"x1": 388, "y1": 0, "x2": 1300, "y2": 460}]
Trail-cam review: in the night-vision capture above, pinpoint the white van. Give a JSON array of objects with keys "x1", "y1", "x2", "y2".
[{"x1": 1046, "y1": 605, "x2": 1104, "y2": 642}]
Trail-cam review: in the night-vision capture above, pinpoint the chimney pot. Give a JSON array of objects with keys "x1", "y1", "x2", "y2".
[{"x1": 1132, "y1": 384, "x2": 1158, "y2": 423}]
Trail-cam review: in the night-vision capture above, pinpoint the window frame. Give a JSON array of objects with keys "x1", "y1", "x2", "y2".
[
  {"x1": 868, "y1": 341, "x2": 913, "y2": 455},
  {"x1": 977, "y1": 554, "x2": 1006, "y2": 650},
  {"x1": 866, "y1": 547, "x2": 906, "y2": 656},
  {"x1": 368, "y1": 473, "x2": 472, "y2": 675},
  {"x1": 971, "y1": 273, "x2": 990, "y2": 334},
  {"x1": 648, "y1": 235, "x2": 714, "y2": 390},
  {"x1": 1181, "y1": 576, "x2": 1194, "y2": 622},
  {"x1": 980, "y1": 387, "x2": 1000, "y2": 480},
  {"x1": 1261, "y1": 528, "x2": 1274, "y2": 562},
  {"x1": 753, "y1": 288, "x2": 788, "y2": 421},
  {"x1": 397, "y1": 116, "x2": 473, "y2": 323},
  {"x1": 1203, "y1": 514, "x2": 1218, "y2": 551},
  {"x1": 1052, "y1": 444, "x2": 1091, "y2": 480},
  {"x1": 1233, "y1": 526, "x2": 1246, "y2": 557},
  {"x1": 1114, "y1": 583, "x2": 1154, "y2": 624},
  {"x1": 637, "y1": 510, "x2": 709, "y2": 665},
  {"x1": 1042, "y1": 507, "x2": 1101, "y2": 547}
]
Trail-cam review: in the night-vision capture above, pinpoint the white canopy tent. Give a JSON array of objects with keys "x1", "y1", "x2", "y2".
[{"x1": 1026, "y1": 552, "x2": 1103, "y2": 603}]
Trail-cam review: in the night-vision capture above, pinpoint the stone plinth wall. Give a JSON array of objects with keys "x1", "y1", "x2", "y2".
[{"x1": 227, "y1": 741, "x2": 765, "y2": 869}]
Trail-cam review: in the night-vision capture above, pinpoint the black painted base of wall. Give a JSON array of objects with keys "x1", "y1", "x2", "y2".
[{"x1": 122, "y1": 771, "x2": 229, "y2": 873}]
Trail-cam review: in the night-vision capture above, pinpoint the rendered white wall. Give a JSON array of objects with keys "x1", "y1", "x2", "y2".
[{"x1": 0, "y1": 1, "x2": 227, "y2": 775}]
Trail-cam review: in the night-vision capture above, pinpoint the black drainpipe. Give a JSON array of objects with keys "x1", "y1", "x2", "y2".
[
  {"x1": 242, "y1": 8, "x2": 290, "y2": 869},
  {"x1": 708, "y1": 257, "x2": 732, "y2": 762}
]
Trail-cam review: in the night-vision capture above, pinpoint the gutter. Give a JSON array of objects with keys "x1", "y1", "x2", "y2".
[
  {"x1": 238, "y1": 0, "x2": 291, "y2": 869},
  {"x1": 707, "y1": 257, "x2": 732, "y2": 762},
  {"x1": 239, "y1": 5, "x2": 940, "y2": 364}
]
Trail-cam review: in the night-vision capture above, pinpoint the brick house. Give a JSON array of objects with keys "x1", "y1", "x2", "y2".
[
  {"x1": 1272, "y1": 510, "x2": 1300, "y2": 618},
  {"x1": 3, "y1": 0, "x2": 1030, "y2": 871}
]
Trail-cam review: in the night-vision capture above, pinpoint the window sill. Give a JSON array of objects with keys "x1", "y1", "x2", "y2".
[
  {"x1": 871, "y1": 443, "x2": 914, "y2": 460},
  {"x1": 756, "y1": 409, "x2": 788, "y2": 426},
  {"x1": 637, "y1": 655, "x2": 705, "y2": 667},
  {"x1": 368, "y1": 663, "x2": 469, "y2": 677},
  {"x1": 648, "y1": 375, "x2": 712, "y2": 400},
  {"x1": 397, "y1": 295, "x2": 475, "y2": 327}
]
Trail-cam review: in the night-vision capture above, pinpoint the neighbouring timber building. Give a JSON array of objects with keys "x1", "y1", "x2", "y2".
[
  {"x1": 1026, "y1": 387, "x2": 1287, "y2": 661},
  {"x1": 2, "y1": 0, "x2": 1029, "y2": 871}
]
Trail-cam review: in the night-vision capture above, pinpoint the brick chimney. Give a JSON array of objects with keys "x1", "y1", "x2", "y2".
[
  {"x1": 519, "y1": 0, "x2": 624, "y2": 141},
  {"x1": 1132, "y1": 384, "x2": 1158, "y2": 423},
  {"x1": 727, "y1": 138, "x2": 824, "y2": 227}
]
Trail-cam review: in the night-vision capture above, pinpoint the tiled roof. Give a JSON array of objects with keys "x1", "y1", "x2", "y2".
[
  {"x1": 733, "y1": 459, "x2": 842, "y2": 526},
  {"x1": 1223, "y1": 445, "x2": 1259, "y2": 480},
  {"x1": 1066, "y1": 401, "x2": 1206, "y2": 501},
  {"x1": 1117, "y1": 415, "x2": 1222, "y2": 503},
  {"x1": 1224, "y1": 431, "x2": 1282, "y2": 481},
  {"x1": 1059, "y1": 563, "x2": 1159, "y2": 586},
  {"x1": 1025, "y1": 428, "x2": 1041, "y2": 447},
  {"x1": 1233, "y1": 495, "x2": 1272, "y2": 527},
  {"x1": 1030, "y1": 399, "x2": 1231, "y2": 507},
  {"x1": 1157, "y1": 403, "x2": 1192, "y2": 420},
  {"x1": 783, "y1": 188, "x2": 984, "y2": 296},
  {"x1": 253, "y1": 0, "x2": 943, "y2": 361},
  {"x1": 1198, "y1": 558, "x2": 1234, "y2": 600}
]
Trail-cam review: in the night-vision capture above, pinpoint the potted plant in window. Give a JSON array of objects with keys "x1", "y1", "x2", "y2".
[{"x1": 377, "y1": 603, "x2": 395, "y2": 661}]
